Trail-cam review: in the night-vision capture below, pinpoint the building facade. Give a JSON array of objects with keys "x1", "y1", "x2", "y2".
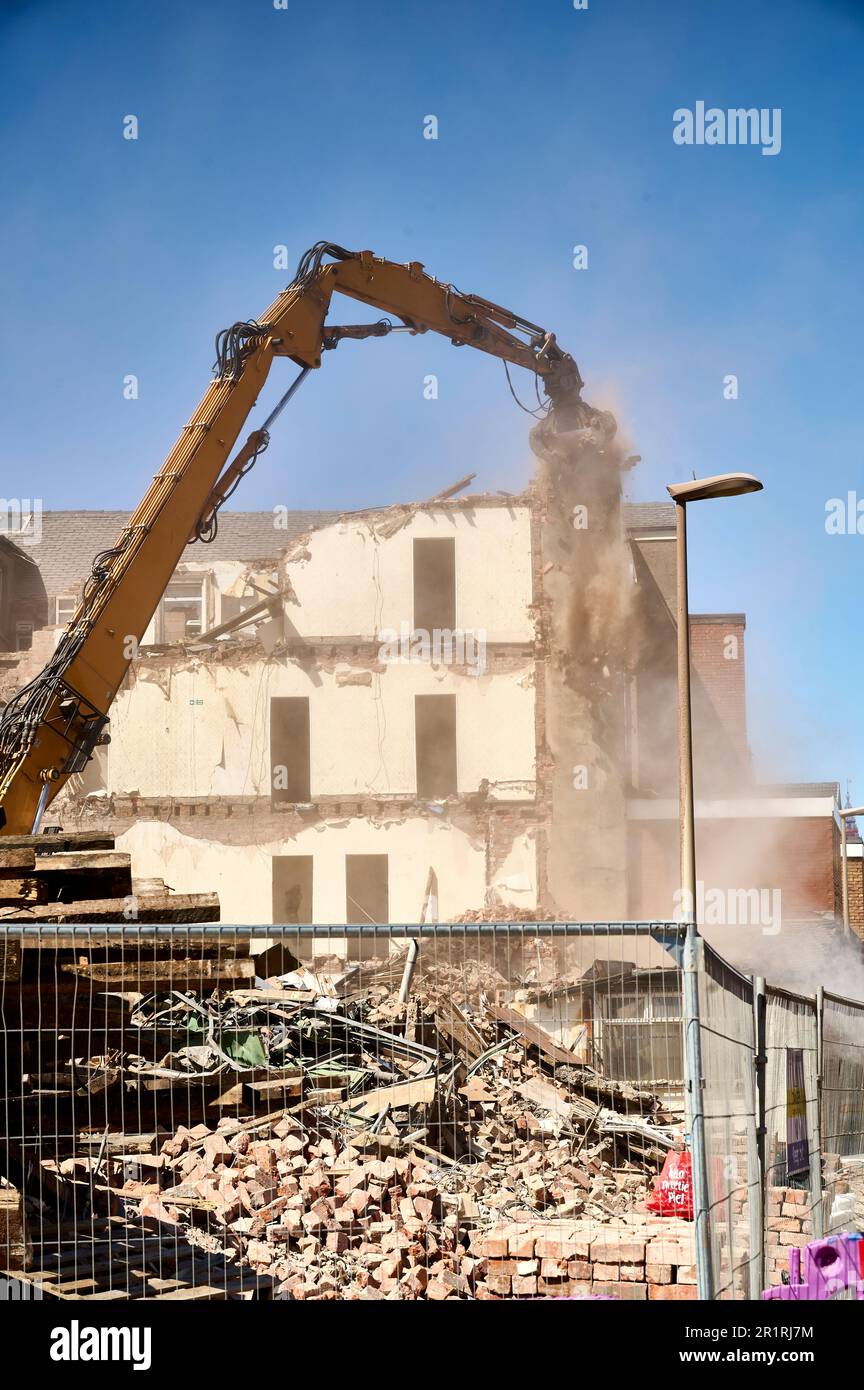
[{"x1": 0, "y1": 493, "x2": 853, "y2": 956}]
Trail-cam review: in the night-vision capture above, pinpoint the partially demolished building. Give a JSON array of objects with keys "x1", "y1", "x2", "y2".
[{"x1": 1, "y1": 466, "x2": 845, "y2": 946}]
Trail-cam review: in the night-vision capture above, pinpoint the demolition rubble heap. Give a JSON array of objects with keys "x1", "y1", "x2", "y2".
[{"x1": 13, "y1": 945, "x2": 698, "y2": 1300}]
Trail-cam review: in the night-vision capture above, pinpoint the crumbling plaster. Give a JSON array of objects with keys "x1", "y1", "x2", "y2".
[
  {"x1": 115, "y1": 814, "x2": 537, "y2": 925},
  {"x1": 282, "y1": 503, "x2": 534, "y2": 643},
  {"x1": 99, "y1": 658, "x2": 537, "y2": 800}
]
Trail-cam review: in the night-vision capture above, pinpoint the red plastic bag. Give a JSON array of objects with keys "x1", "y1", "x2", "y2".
[{"x1": 646, "y1": 1150, "x2": 694, "y2": 1220}]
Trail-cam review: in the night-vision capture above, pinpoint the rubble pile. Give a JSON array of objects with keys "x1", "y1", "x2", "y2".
[{"x1": 107, "y1": 951, "x2": 686, "y2": 1299}]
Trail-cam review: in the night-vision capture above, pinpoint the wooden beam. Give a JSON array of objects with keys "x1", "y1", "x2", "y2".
[
  {"x1": 61, "y1": 955, "x2": 254, "y2": 985},
  {"x1": 0, "y1": 831, "x2": 116, "y2": 854},
  {"x1": 487, "y1": 1002, "x2": 583, "y2": 1068},
  {"x1": 4, "y1": 891, "x2": 220, "y2": 925}
]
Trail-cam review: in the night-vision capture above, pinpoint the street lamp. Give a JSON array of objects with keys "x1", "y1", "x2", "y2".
[
  {"x1": 666, "y1": 470, "x2": 763, "y2": 1303},
  {"x1": 666, "y1": 474, "x2": 764, "y2": 923}
]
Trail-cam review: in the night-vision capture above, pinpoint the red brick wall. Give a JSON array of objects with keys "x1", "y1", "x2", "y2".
[
  {"x1": 690, "y1": 616, "x2": 748, "y2": 763},
  {"x1": 628, "y1": 814, "x2": 840, "y2": 923},
  {"x1": 848, "y1": 857, "x2": 864, "y2": 940}
]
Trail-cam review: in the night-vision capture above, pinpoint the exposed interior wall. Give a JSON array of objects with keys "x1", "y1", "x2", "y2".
[
  {"x1": 54, "y1": 499, "x2": 544, "y2": 926},
  {"x1": 94, "y1": 655, "x2": 536, "y2": 801},
  {"x1": 139, "y1": 559, "x2": 275, "y2": 646},
  {"x1": 282, "y1": 504, "x2": 534, "y2": 643},
  {"x1": 115, "y1": 813, "x2": 537, "y2": 926}
]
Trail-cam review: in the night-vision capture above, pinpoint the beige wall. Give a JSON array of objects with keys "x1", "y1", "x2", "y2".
[
  {"x1": 101, "y1": 654, "x2": 536, "y2": 801},
  {"x1": 83, "y1": 502, "x2": 542, "y2": 930},
  {"x1": 284, "y1": 505, "x2": 534, "y2": 643},
  {"x1": 117, "y1": 816, "x2": 538, "y2": 926}
]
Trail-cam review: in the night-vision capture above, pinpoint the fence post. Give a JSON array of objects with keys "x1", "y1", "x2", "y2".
[
  {"x1": 683, "y1": 920, "x2": 714, "y2": 1300},
  {"x1": 751, "y1": 975, "x2": 767, "y2": 1299},
  {"x1": 811, "y1": 986, "x2": 825, "y2": 1237}
]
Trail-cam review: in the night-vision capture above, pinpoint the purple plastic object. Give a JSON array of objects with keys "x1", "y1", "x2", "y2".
[{"x1": 761, "y1": 1233, "x2": 864, "y2": 1300}]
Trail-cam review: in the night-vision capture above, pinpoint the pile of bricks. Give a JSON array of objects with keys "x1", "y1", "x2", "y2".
[
  {"x1": 470, "y1": 1217, "x2": 696, "y2": 1300},
  {"x1": 122, "y1": 1114, "x2": 686, "y2": 1300},
  {"x1": 764, "y1": 1185, "x2": 812, "y2": 1286}
]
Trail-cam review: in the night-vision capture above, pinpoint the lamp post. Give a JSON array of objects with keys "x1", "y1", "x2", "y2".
[
  {"x1": 666, "y1": 471, "x2": 763, "y2": 1302},
  {"x1": 667, "y1": 473, "x2": 764, "y2": 917}
]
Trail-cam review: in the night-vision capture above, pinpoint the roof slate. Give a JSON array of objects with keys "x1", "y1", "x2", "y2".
[
  {"x1": 623, "y1": 501, "x2": 676, "y2": 531},
  {"x1": 31, "y1": 510, "x2": 339, "y2": 600},
  {"x1": 31, "y1": 502, "x2": 672, "y2": 600}
]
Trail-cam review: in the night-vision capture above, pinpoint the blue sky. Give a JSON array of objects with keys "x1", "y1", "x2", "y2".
[{"x1": 1, "y1": 0, "x2": 862, "y2": 792}]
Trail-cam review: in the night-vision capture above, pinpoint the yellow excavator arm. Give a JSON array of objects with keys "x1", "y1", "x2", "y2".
[{"x1": 0, "y1": 242, "x2": 595, "y2": 834}]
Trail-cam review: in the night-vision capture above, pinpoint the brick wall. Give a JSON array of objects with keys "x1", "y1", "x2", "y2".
[
  {"x1": 632, "y1": 537, "x2": 676, "y2": 612},
  {"x1": 469, "y1": 1193, "x2": 817, "y2": 1297},
  {"x1": 847, "y1": 856, "x2": 864, "y2": 939},
  {"x1": 764, "y1": 1186, "x2": 812, "y2": 1286},
  {"x1": 690, "y1": 614, "x2": 748, "y2": 763},
  {"x1": 629, "y1": 814, "x2": 840, "y2": 923},
  {"x1": 470, "y1": 1216, "x2": 696, "y2": 1299}
]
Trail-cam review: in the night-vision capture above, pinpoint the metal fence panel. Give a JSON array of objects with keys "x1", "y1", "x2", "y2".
[
  {"x1": 822, "y1": 990, "x2": 864, "y2": 1234},
  {"x1": 0, "y1": 921, "x2": 693, "y2": 1302},
  {"x1": 762, "y1": 986, "x2": 821, "y2": 1286},
  {"x1": 697, "y1": 942, "x2": 760, "y2": 1300}
]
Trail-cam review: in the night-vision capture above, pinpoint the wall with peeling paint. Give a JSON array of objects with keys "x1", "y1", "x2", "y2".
[
  {"x1": 283, "y1": 505, "x2": 534, "y2": 642},
  {"x1": 116, "y1": 815, "x2": 537, "y2": 929},
  {"x1": 62, "y1": 501, "x2": 544, "y2": 927},
  {"x1": 101, "y1": 657, "x2": 537, "y2": 800}
]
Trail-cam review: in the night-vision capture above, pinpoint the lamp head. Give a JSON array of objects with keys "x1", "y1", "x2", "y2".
[{"x1": 667, "y1": 472, "x2": 763, "y2": 503}]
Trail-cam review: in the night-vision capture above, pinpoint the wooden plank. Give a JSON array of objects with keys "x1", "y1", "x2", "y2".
[
  {"x1": 151, "y1": 1284, "x2": 229, "y2": 1300},
  {"x1": 7, "y1": 892, "x2": 220, "y2": 924},
  {"x1": 246, "y1": 1073, "x2": 304, "y2": 1093},
  {"x1": 42, "y1": 1274, "x2": 102, "y2": 1294},
  {"x1": 0, "y1": 878, "x2": 45, "y2": 904},
  {"x1": 78, "y1": 1133, "x2": 159, "y2": 1155},
  {"x1": 61, "y1": 955, "x2": 254, "y2": 985},
  {"x1": 36, "y1": 852, "x2": 133, "y2": 903},
  {"x1": 18, "y1": 927, "x2": 238, "y2": 949},
  {"x1": 349, "y1": 1077, "x2": 437, "y2": 1119},
  {"x1": 0, "y1": 831, "x2": 116, "y2": 854},
  {"x1": 488, "y1": 1002, "x2": 582, "y2": 1068},
  {"x1": 0, "y1": 848, "x2": 36, "y2": 872},
  {"x1": 434, "y1": 998, "x2": 486, "y2": 1063},
  {"x1": 37, "y1": 852, "x2": 131, "y2": 874},
  {"x1": 138, "y1": 1274, "x2": 187, "y2": 1293}
]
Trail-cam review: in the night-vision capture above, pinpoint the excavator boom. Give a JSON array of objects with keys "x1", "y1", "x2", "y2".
[{"x1": 0, "y1": 242, "x2": 593, "y2": 834}]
